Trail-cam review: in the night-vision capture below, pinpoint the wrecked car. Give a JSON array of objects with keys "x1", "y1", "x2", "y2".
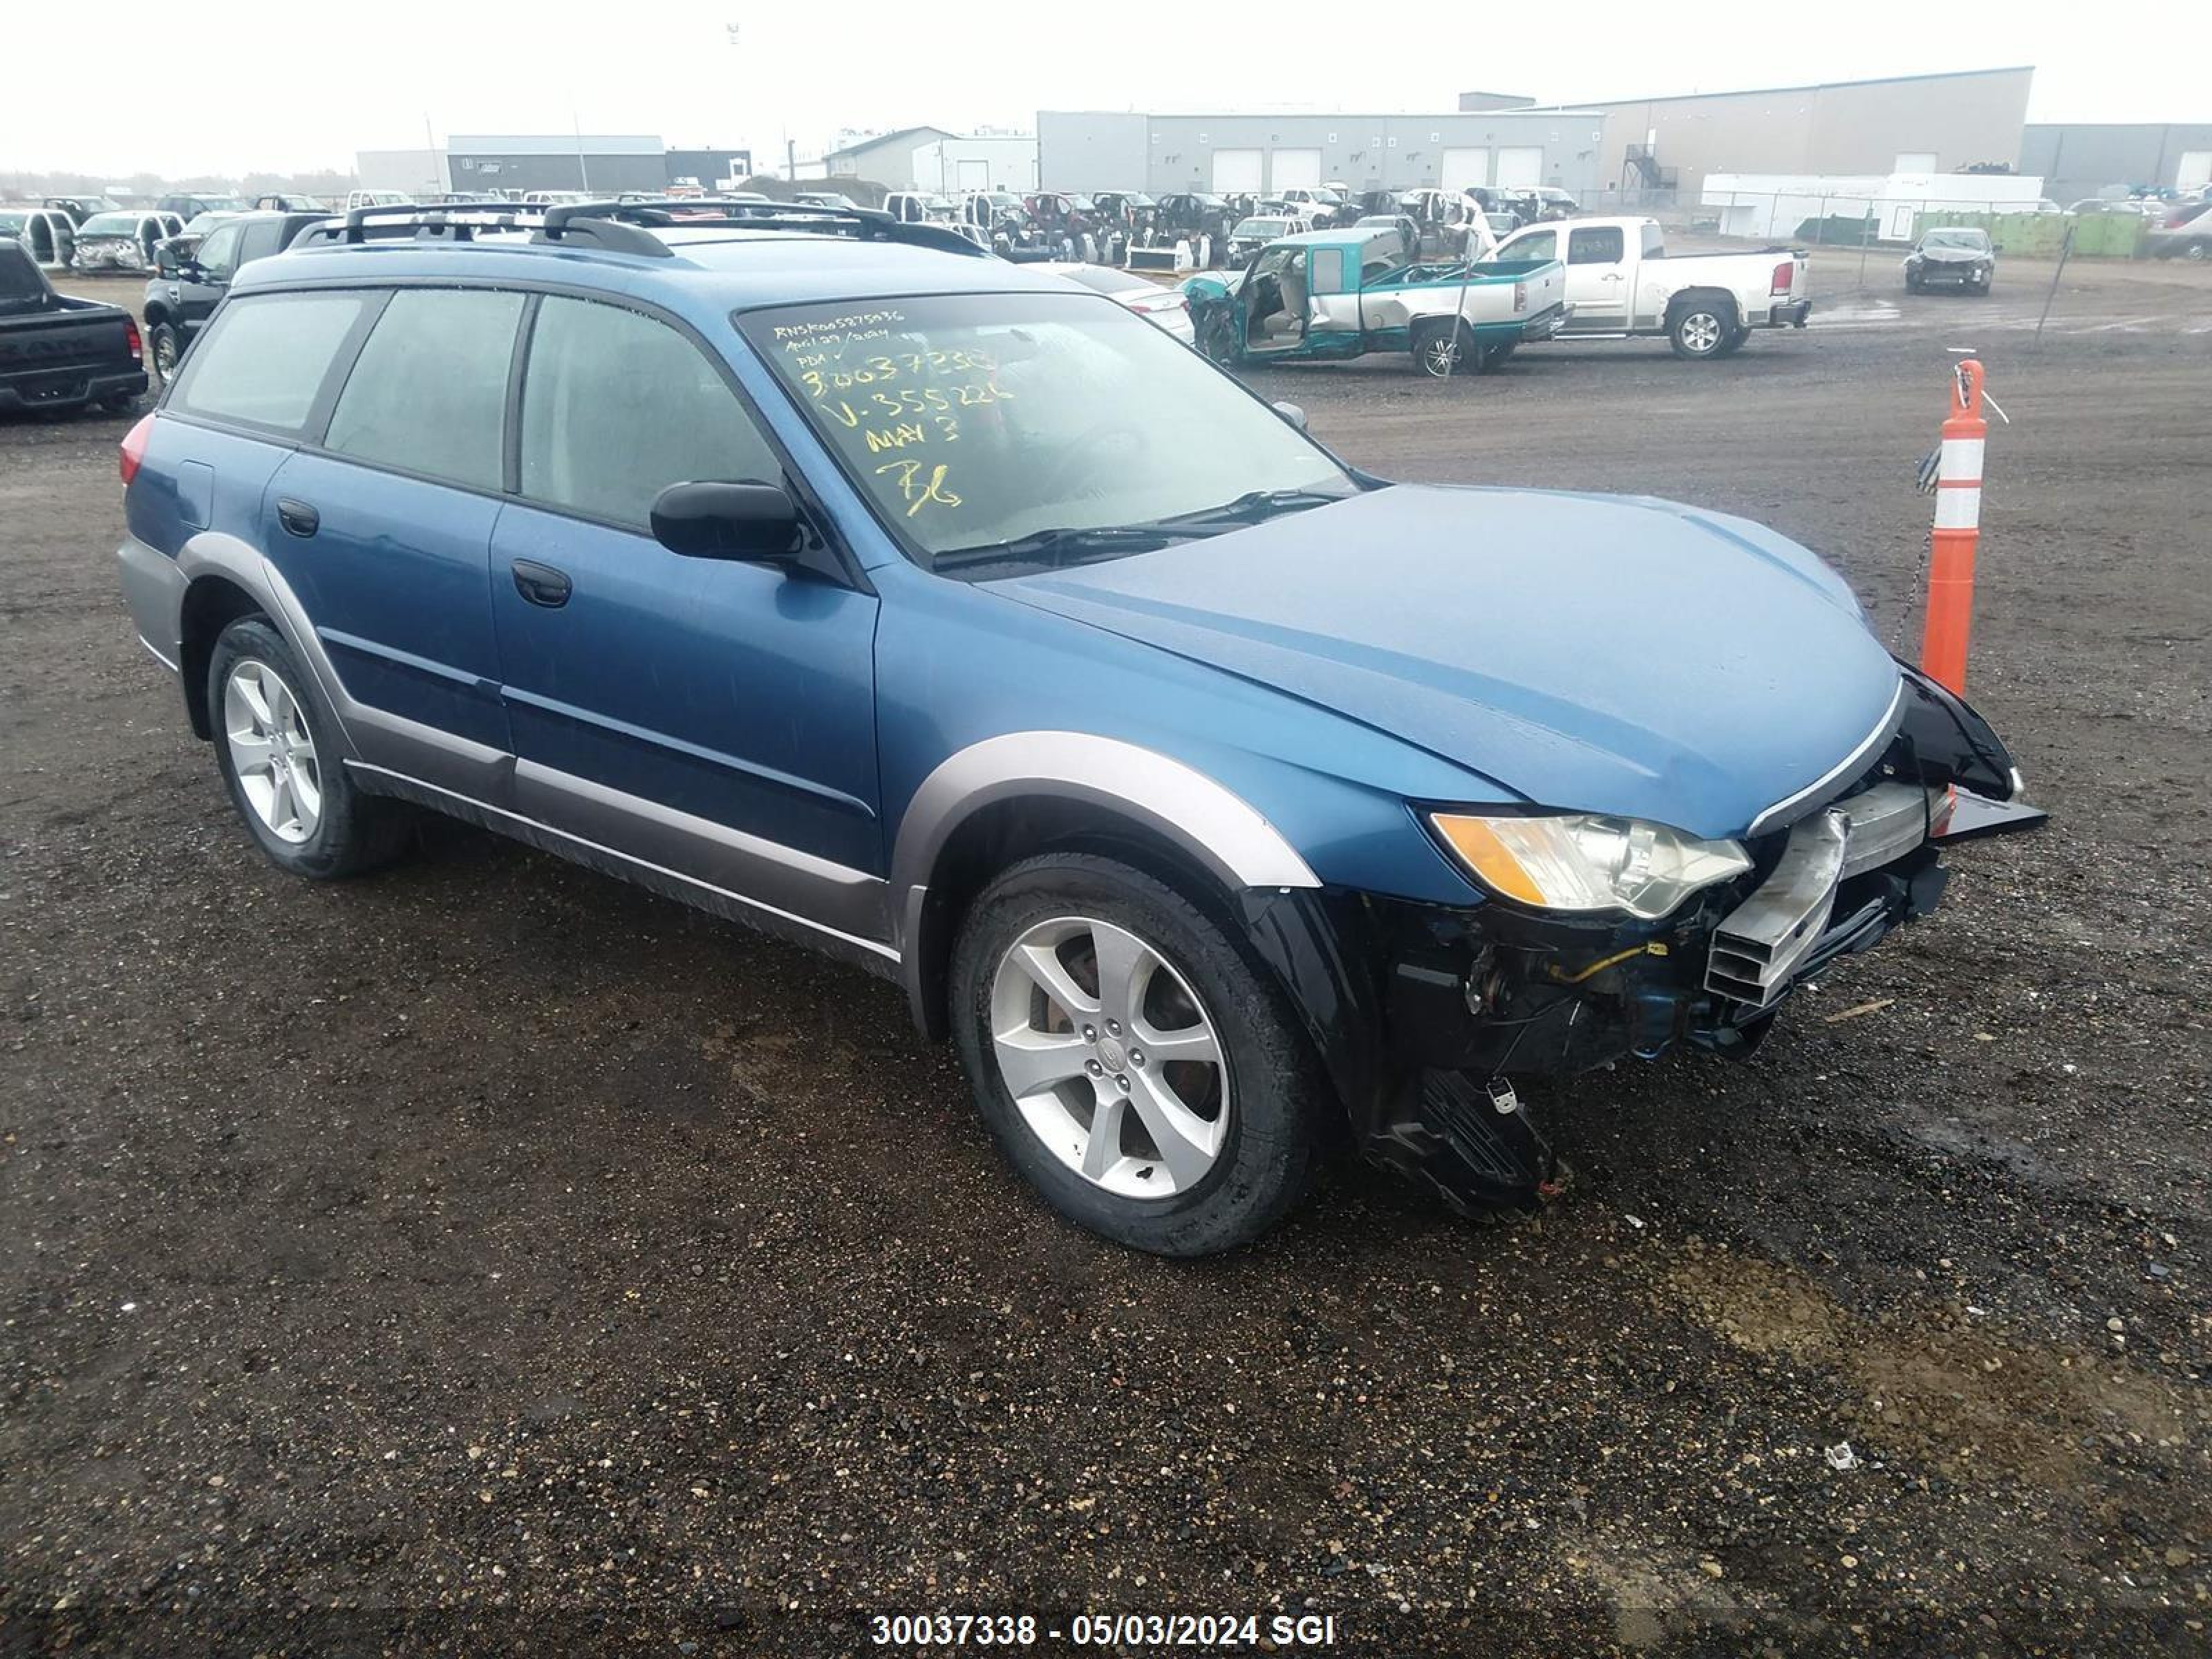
[
  {"x1": 1904, "y1": 227, "x2": 1996, "y2": 294},
  {"x1": 115, "y1": 203, "x2": 2040, "y2": 1257},
  {"x1": 1185, "y1": 225, "x2": 1567, "y2": 375},
  {"x1": 68, "y1": 211, "x2": 185, "y2": 272}
]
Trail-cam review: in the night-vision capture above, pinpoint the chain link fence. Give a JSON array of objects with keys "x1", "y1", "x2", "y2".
[{"x1": 1573, "y1": 187, "x2": 2158, "y2": 261}]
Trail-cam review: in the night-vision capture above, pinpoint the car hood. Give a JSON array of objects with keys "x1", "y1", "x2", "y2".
[{"x1": 993, "y1": 485, "x2": 1904, "y2": 841}]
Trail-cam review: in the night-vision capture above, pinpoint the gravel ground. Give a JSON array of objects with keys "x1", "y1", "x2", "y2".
[{"x1": 1, "y1": 258, "x2": 2208, "y2": 1657}]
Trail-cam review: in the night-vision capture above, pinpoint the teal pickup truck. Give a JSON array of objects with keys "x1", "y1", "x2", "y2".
[{"x1": 1183, "y1": 227, "x2": 1569, "y2": 377}]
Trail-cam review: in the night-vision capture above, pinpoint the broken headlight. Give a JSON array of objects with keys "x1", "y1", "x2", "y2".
[{"x1": 1430, "y1": 812, "x2": 1751, "y2": 920}]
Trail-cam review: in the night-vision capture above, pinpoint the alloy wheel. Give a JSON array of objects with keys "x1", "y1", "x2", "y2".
[
  {"x1": 153, "y1": 332, "x2": 178, "y2": 382},
  {"x1": 988, "y1": 915, "x2": 1230, "y2": 1199},
  {"x1": 1680, "y1": 311, "x2": 1723, "y2": 354},
  {"x1": 223, "y1": 659, "x2": 322, "y2": 844}
]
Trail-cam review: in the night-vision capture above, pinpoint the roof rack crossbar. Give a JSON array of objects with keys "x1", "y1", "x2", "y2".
[
  {"x1": 538, "y1": 197, "x2": 991, "y2": 259},
  {"x1": 292, "y1": 197, "x2": 991, "y2": 261}
]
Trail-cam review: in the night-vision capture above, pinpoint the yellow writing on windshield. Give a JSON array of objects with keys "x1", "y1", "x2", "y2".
[{"x1": 874, "y1": 460, "x2": 962, "y2": 517}]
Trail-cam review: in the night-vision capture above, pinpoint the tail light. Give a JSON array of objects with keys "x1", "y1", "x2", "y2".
[
  {"x1": 124, "y1": 318, "x2": 142, "y2": 360},
  {"x1": 1771, "y1": 261, "x2": 1795, "y2": 295},
  {"x1": 119, "y1": 413, "x2": 154, "y2": 486},
  {"x1": 1513, "y1": 280, "x2": 1527, "y2": 312}
]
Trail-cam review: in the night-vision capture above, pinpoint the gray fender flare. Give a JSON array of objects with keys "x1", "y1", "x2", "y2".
[{"x1": 889, "y1": 731, "x2": 1320, "y2": 1029}]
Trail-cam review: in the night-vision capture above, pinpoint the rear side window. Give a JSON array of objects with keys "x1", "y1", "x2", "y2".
[
  {"x1": 1568, "y1": 225, "x2": 1624, "y2": 265},
  {"x1": 518, "y1": 296, "x2": 780, "y2": 530},
  {"x1": 166, "y1": 291, "x2": 372, "y2": 435},
  {"x1": 324, "y1": 288, "x2": 524, "y2": 491}
]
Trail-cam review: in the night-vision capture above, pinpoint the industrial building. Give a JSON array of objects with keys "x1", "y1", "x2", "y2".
[
  {"x1": 1036, "y1": 109, "x2": 1605, "y2": 198},
  {"x1": 444, "y1": 135, "x2": 666, "y2": 196},
  {"x1": 805, "y1": 126, "x2": 1036, "y2": 192},
  {"x1": 2020, "y1": 124, "x2": 2212, "y2": 204},
  {"x1": 1479, "y1": 66, "x2": 2036, "y2": 201},
  {"x1": 354, "y1": 138, "x2": 754, "y2": 200}
]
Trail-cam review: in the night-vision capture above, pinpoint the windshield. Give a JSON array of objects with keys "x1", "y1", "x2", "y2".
[
  {"x1": 1306, "y1": 189, "x2": 1343, "y2": 205},
  {"x1": 1233, "y1": 218, "x2": 1291, "y2": 238},
  {"x1": 1922, "y1": 229, "x2": 1991, "y2": 251},
  {"x1": 0, "y1": 212, "x2": 28, "y2": 234},
  {"x1": 743, "y1": 292, "x2": 1353, "y2": 576},
  {"x1": 78, "y1": 212, "x2": 140, "y2": 236}
]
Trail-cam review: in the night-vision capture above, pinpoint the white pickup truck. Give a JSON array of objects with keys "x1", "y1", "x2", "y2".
[{"x1": 1492, "y1": 215, "x2": 1811, "y2": 359}]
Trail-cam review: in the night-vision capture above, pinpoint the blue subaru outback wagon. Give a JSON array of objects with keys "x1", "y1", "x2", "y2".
[{"x1": 113, "y1": 200, "x2": 2038, "y2": 1255}]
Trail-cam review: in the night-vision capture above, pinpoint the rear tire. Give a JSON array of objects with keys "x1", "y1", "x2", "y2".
[
  {"x1": 1668, "y1": 301, "x2": 1734, "y2": 359},
  {"x1": 949, "y1": 852, "x2": 1328, "y2": 1255},
  {"x1": 207, "y1": 617, "x2": 413, "y2": 881},
  {"x1": 1413, "y1": 318, "x2": 1478, "y2": 378}
]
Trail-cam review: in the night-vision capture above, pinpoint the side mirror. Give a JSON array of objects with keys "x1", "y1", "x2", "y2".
[
  {"x1": 155, "y1": 244, "x2": 180, "y2": 276},
  {"x1": 1272, "y1": 400, "x2": 1308, "y2": 431},
  {"x1": 650, "y1": 480, "x2": 803, "y2": 563}
]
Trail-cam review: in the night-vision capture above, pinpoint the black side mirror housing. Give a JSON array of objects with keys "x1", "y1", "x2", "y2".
[{"x1": 650, "y1": 480, "x2": 803, "y2": 564}]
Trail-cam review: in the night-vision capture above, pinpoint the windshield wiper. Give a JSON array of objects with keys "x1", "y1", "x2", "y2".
[
  {"x1": 932, "y1": 524, "x2": 1190, "y2": 573},
  {"x1": 1162, "y1": 487, "x2": 1353, "y2": 528}
]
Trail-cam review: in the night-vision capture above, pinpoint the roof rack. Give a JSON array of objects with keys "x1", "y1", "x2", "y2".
[
  {"x1": 291, "y1": 197, "x2": 993, "y2": 263},
  {"x1": 539, "y1": 197, "x2": 991, "y2": 259}
]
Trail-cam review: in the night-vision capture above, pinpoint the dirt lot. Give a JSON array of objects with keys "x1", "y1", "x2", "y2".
[{"x1": 3, "y1": 256, "x2": 2209, "y2": 1656}]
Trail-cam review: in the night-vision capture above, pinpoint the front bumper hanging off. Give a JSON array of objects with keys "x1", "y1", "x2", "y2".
[{"x1": 1243, "y1": 769, "x2": 2043, "y2": 1216}]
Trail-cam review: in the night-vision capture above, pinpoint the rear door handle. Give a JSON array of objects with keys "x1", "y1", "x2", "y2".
[
  {"x1": 511, "y1": 559, "x2": 572, "y2": 608},
  {"x1": 275, "y1": 497, "x2": 319, "y2": 537}
]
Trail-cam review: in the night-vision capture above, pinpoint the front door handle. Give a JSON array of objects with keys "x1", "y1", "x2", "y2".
[
  {"x1": 275, "y1": 497, "x2": 319, "y2": 537},
  {"x1": 511, "y1": 559, "x2": 572, "y2": 608}
]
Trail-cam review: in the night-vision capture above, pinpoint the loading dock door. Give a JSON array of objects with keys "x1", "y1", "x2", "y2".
[
  {"x1": 1441, "y1": 148, "x2": 1490, "y2": 191},
  {"x1": 1212, "y1": 149, "x2": 1263, "y2": 194},
  {"x1": 1271, "y1": 148, "x2": 1322, "y2": 190},
  {"x1": 956, "y1": 158, "x2": 991, "y2": 190},
  {"x1": 1495, "y1": 147, "x2": 1544, "y2": 188},
  {"x1": 2178, "y1": 151, "x2": 2212, "y2": 192}
]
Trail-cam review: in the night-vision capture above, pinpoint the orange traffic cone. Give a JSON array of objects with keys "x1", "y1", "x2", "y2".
[{"x1": 1920, "y1": 359, "x2": 1987, "y2": 695}]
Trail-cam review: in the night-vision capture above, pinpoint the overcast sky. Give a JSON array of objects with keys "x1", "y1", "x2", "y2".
[{"x1": 2, "y1": 0, "x2": 2195, "y2": 178}]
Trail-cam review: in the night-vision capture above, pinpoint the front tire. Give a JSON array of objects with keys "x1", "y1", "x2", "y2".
[
  {"x1": 147, "y1": 322, "x2": 184, "y2": 386},
  {"x1": 949, "y1": 853, "x2": 1327, "y2": 1255},
  {"x1": 207, "y1": 617, "x2": 412, "y2": 880},
  {"x1": 1668, "y1": 302, "x2": 1734, "y2": 359}
]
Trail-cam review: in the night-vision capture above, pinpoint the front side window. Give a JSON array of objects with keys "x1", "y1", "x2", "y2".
[
  {"x1": 742, "y1": 292, "x2": 1353, "y2": 574},
  {"x1": 519, "y1": 295, "x2": 780, "y2": 529},
  {"x1": 1505, "y1": 228, "x2": 1556, "y2": 263},
  {"x1": 324, "y1": 288, "x2": 523, "y2": 490},
  {"x1": 1568, "y1": 225, "x2": 1624, "y2": 265},
  {"x1": 194, "y1": 224, "x2": 244, "y2": 279},
  {"x1": 166, "y1": 291, "x2": 372, "y2": 434}
]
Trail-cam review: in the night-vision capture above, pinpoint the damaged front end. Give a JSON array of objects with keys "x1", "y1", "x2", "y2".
[{"x1": 1242, "y1": 664, "x2": 2045, "y2": 1217}]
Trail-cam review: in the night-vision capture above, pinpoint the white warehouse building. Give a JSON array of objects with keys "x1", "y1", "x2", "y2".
[{"x1": 1037, "y1": 109, "x2": 1606, "y2": 198}]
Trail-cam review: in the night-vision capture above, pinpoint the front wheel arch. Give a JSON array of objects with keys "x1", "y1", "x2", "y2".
[{"x1": 906, "y1": 795, "x2": 1245, "y2": 1044}]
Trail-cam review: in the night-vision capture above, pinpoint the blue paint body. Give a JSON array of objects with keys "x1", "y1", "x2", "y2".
[{"x1": 124, "y1": 230, "x2": 1909, "y2": 912}]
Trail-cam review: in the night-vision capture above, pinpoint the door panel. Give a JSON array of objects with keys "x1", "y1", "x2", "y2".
[
  {"x1": 491, "y1": 503, "x2": 882, "y2": 878},
  {"x1": 491, "y1": 292, "x2": 885, "y2": 897},
  {"x1": 1563, "y1": 223, "x2": 1629, "y2": 328},
  {"x1": 261, "y1": 452, "x2": 509, "y2": 756}
]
